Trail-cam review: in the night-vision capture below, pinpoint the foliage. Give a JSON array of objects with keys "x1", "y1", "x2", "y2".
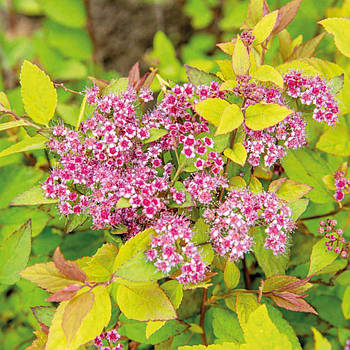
[{"x1": 1, "y1": 1, "x2": 350, "y2": 350}]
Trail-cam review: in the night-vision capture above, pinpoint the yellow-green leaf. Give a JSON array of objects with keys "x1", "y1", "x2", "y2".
[
  {"x1": 342, "y1": 286, "x2": 350, "y2": 319},
  {"x1": 228, "y1": 176, "x2": 246, "y2": 190},
  {"x1": 312, "y1": 327, "x2": 332, "y2": 350},
  {"x1": 224, "y1": 143, "x2": 247, "y2": 167},
  {"x1": 0, "y1": 120, "x2": 27, "y2": 131},
  {"x1": 251, "y1": 65, "x2": 284, "y2": 88},
  {"x1": 20, "y1": 261, "x2": 81, "y2": 293},
  {"x1": 179, "y1": 343, "x2": 240, "y2": 350},
  {"x1": 116, "y1": 282, "x2": 177, "y2": 321},
  {"x1": 46, "y1": 286, "x2": 111, "y2": 350},
  {"x1": 319, "y1": 18, "x2": 350, "y2": 58},
  {"x1": 20, "y1": 60, "x2": 57, "y2": 125},
  {"x1": 224, "y1": 260, "x2": 240, "y2": 289},
  {"x1": 308, "y1": 238, "x2": 339, "y2": 276},
  {"x1": 215, "y1": 104, "x2": 243, "y2": 136},
  {"x1": 275, "y1": 179, "x2": 313, "y2": 202},
  {"x1": 245, "y1": 103, "x2": 293, "y2": 130},
  {"x1": 232, "y1": 37, "x2": 250, "y2": 76},
  {"x1": 194, "y1": 98, "x2": 230, "y2": 126},
  {"x1": 146, "y1": 321, "x2": 165, "y2": 338},
  {"x1": 0, "y1": 91, "x2": 10, "y2": 111},
  {"x1": 240, "y1": 304, "x2": 292, "y2": 350},
  {"x1": 249, "y1": 176, "x2": 263, "y2": 193},
  {"x1": 0, "y1": 134, "x2": 47, "y2": 158},
  {"x1": 235, "y1": 293, "x2": 259, "y2": 329},
  {"x1": 252, "y1": 11, "x2": 279, "y2": 45},
  {"x1": 11, "y1": 185, "x2": 58, "y2": 206}
]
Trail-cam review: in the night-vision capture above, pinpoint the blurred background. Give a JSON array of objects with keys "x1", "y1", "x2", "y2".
[{"x1": 0, "y1": 0, "x2": 350, "y2": 349}]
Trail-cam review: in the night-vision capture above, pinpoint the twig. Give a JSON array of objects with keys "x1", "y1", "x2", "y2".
[
  {"x1": 54, "y1": 83, "x2": 83, "y2": 95},
  {"x1": 242, "y1": 257, "x2": 251, "y2": 290},
  {"x1": 0, "y1": 110, "x2": 41, "y2": 129},
  {"x1": 200, "y1": 288, "x2": 208, "y2": 346}
]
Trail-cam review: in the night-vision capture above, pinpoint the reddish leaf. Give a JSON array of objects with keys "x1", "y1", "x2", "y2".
[
  {"x1": 263, "y1": 275, "x2": 312, "y2": 294},
  {"x1": 288, "y1": 33, "x2": 326, "y2": 60},
  {"x1": 272, "y1": 0, "x2": 302, "y2": 35},
  {"x1": 128, "y1": 62, "x2": 141, "y2": 88},
  {"x1": 53, "y1": 247, "x2": 87, "y2": 283},
  {"x1": 46, "y1": 289, "x2": 77, "y2": 302},
  {"x1": 270, "y1": 291, "x2": 317, "y2": 314},
  {"x1": 141, "y1": 69, "x2": 158, "y2": 90}
]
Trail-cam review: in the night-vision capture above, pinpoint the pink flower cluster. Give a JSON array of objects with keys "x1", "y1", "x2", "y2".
[
  {"x1": 146, "y1": 212, "x2": 207, "y2": 285},
  {"x1": 203, "y1": 189, "x2": 295, "y2": 258},
  {"x1": 319, "y1": 219, "x2": 349, "y2": 258},
  {"x1": 94, "y1": 329, "x2": 123, "y2": 350},
  {"x1": 284, "y1": 71, "x2": 339, "y2": 126},
  {"x1": 345, "y1": 340, "x2": 350, "y2": 350},
  {"x1": 232, "y1": 75, "x2": 307, "y2": 168},
  {"x1": 334, "y1": 170, "x2": 350, "y2": 202}
]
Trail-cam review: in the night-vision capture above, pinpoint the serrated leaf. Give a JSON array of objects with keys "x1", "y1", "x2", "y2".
[
  {"x1": 224, "y1": 143, "x2": 247, "y2": 167},
  {"x1": 21, "y1": 262, "x2": 81, "y2": 293},
  {"x1": 240, "y1": 304, "x2": 292, "y2": 350},
  {"x1": 20, "y1": 60, "x2": 57, "y2": 125},
  {"x1": 319, "y1": 17, "x2": 350, "y2": 58},
  {"x1": 232, "y1": 37, "x2": 250, "y2": 76},
  {"x1": 0, "y1": 219, "x2": 31, "y2": 284},
  {"x1": 245, "y1": 103, "x2": 293, "y2": 130},
  {"x1": 185, "y1": 65, "x2": 221, "y2": 86},
  {"x1": 0, "y1": 134, "x2": 47, "y2": 158},
  {"x1": 308, "y1": 238, "x2": 338, "y2": 276},
  {"x1": 142, "y1": 128, "x2": 168, "y2": 144},
  {"x1": 251, "y1": 65, "x2": 284, "y2": 88},
  {"x1": 224, "y1": 260, "x2": 240, "y2": 289},
  {"x1": 10, "y1": 185, "x2": 58, "y2": 205},
  {"x1": 195, "y1": 98, "x2": 230, "y2": 126},
  {"x1": 235, "y1": 293, "x2": 259, "y2": 328},
  {"x1": 46, "y1": 286, "x2": 111, "y2": 350},
  {"x1": 31, "y1": 306, "x2": 56, "y2": 327},
  {"x1": 117, "y1": 282, "x2": 177, "y2": 321},
  {"x1": 252, "y1": 11, "x2": 278, "y2": 45},
  {"x1": 215, "y1": 104, "x2": 243, "y2": 136},
  {"x1": 275, "y1": 180, "x2": 313, "y2": 202}
]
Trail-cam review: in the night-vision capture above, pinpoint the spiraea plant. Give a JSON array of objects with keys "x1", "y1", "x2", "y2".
[{"x1": 1, "y1": 0, "x2": 350, "y2": 349}]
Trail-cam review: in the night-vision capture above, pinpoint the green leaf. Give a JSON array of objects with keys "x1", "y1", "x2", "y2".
[
  {"x1": 275, "y1": 180, "x2": 313, "y2": 202},
  {"x1": 116, "y1": 197, "x2": 131, "y2": 208},
  {"x1": 312, "y1": 327, "x2": 332, "y2": 350},
  {"x1": 0, "y1": 134, "x2": 47, "y2": 158},
  {"x1": 75, "y1": 95, "x2": 87, "y2": 130},
  {"x1": 252, "y1": 11, "x2": 279, "y2": 45},
  {"x1": 194, "y1": 98, "x2": 230, "y2": 126},
  {"x1": 31, "y1": 306, "x2": 56, "y2": 327},
  {"x1": 0, "y1": 120, "x2": 26, "y2": 131},
  {"x1": 342, "y1": 286, "x2": 350, "y2": 319},
  {"x1": 288, "y1": 199, "x2": 309, "y2": 220},
  {"x1": 116, "y1": 282, "x2": 177, "y2": 321},
  {"x1": 319, "y1": 17, "x2": 350, "y2": 58},
  {"x1": 308, "y1": 238, "x2": 338, "y2": 276},
  {"x1": 316, "y1": 122, "x2": 350, "y2": 156},
  {"x1": 103, "y1": 78, "x2": 129, "y2": 96},
  {"x1": 249, "y1": 176, "x2": 263, "y2": 193},
  {"x1": 335, "y1": 270, "x2": 350, "y2": 285},
  {"x1": 0, "y1": 91, "x2": 11, "y2": 111},
  {"x1": 46, "y1": 286, "x2": 111, "y2": 350},
  {"x1": 234, "y1": 293, "x2": 259, "y2": 328},
  {"x1": 224, "y1": 260, "x2": 240, "y2": 289},
  {"x1": 245, "y1": 103, "x2": 293, "y2": 130},
  {"x1": 224, "y1": 143, "x2": 247, "y2": 167},
  {"x1": 10, "y1": 185, "x2": 58, "y2": 206},
  {"x1": 232, "y1": 37, "x2": 250, "y2": 76},
  {"x1": 41, "y1": 0, "x2": 86, "y2": 28},
  {"x1": 142, "y1": 129, "x2": 168, "y2": 144},
  {"x1": 240, "y1": 304, "x2": 292, "y2": 350},
  {"x1": 212, "y1": 307, "x2": 244, "y2": 343},
  {"x1": 20, "y1": 60, "x2": 57, "y2": 126},
  {"x1": 0, "y1": 219, "x2": 31, "y2": 284},
  {"x1": 161, "y1": 280, "x2": 183, "y2": 309},
  {"x1": 215, "y1": 103, "x2": 243, "y2": 136},
  {"x1": 184, "y1": 65, "x2": 221, "y2": 86},
  {"x1": 251, "y1": 65, "x2": 284, "y2": 88},
  {"x1": 253, "y1": 229, "x2": 289, "y2": 277}
]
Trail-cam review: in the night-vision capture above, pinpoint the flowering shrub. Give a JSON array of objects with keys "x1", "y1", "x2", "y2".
[{"x1": 1, "y1": 0, "x2": 350, "y2": 349}]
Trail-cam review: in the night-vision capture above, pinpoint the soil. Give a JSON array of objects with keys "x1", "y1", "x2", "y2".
[{"x1": 89, "y1": 0, "x2": 192, "y2": 76}]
